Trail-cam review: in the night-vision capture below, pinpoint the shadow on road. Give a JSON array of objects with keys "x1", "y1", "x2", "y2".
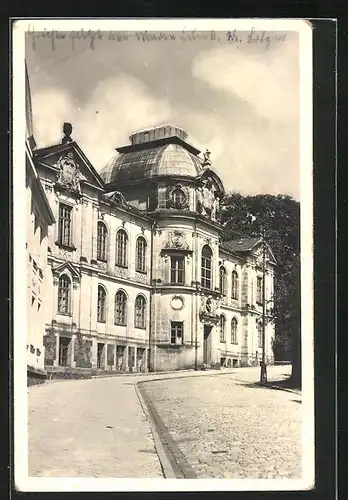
[{"x1": 234, "y1": 380, "x2": 302, "y2": 395}]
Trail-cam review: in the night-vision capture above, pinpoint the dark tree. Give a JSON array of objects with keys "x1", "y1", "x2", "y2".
[{"x1": 220, "y1": 193, "x2": 301, "y2": 388}]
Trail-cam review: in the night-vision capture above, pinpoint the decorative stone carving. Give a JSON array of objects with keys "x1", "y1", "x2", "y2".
[
  {"x1": 113, "y1": 266, "x2": 129, "y2": 279},
  {"x1": 199, "y1": 295, "x2": 220, "y2": 319},
  {"x1": 135, "y1": 271, "x2": 149, "y2": 284},
  {"x1": 171, "y1": 295, "x2": 184, "y2": 310},
  {"x1": 202, "y1": 149, "x2": 211, "y2": 168},
  {"x1": 55, "y1": 152, "x2": 85, "y2": 194},
  {"x1": 196, "y1": 177, "x2": 220, "y2": 221},
  {"x1": 165, "y1": 231, "x2": 190, "y2": 251}
]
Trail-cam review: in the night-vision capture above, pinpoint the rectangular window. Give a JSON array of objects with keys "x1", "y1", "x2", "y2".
[
  {"x1": 171, "y1": 321, "x2": 183, "y2": 345},
  {"x1": 58, "y1": 204, "x2": 72, "y2": 246},
  {"x1": 170, "y1": 256, "x2": 185, "y2": 284},
  {"x1": 157, "y1": 188, "x2": 167, "y2": 209},
  {"x1": 256, "y1": 276, "x2": 263, "y2": 304},
  {"x1": 201, "y1": 255, "x2": 212, "y2": 289},
  {"x1": 258, "y1": 323, "x2": 263, "y2": 348}
]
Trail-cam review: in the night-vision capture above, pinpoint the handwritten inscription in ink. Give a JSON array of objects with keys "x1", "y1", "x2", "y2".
[{"x1": 27, "y1": 26, "x2": 287, "y2": 51}]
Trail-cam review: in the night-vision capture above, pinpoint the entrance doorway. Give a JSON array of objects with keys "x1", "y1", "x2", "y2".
[
  {"x1": 203, "y1": 325, "x2": 212, "y2": 365},
  {"x1": 97, "y1": 342, "x2": 105, "y2": 369},
  {"x1": 59, "y1": 337, "x2": 71, "y2": 367}
]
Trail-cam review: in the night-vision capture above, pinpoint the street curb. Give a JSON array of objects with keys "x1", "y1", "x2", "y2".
[
  {"x1": 134, "y1": 384, "x2": 176, "y2": 479},
  {"x1": 136, "y1": 382, "x2": 197, "y2": 479},
  {"x1": 263, "y1": 383, "x2": 302, "y2": 395}
]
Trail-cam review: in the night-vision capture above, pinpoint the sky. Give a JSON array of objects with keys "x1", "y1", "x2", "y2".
[{"x1": 26, "y1": 29, "x2": 300, "y2": 199}]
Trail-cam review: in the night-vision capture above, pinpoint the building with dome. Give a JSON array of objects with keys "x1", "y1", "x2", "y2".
[{"x1": 31, "y1": 122, "x2": 276, "y2": 375}]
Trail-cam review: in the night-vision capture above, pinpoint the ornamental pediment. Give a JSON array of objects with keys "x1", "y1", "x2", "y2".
[
  {"x1": 52, "y1": 261, "x2": 80, "y2": 282},
  {"x1": 33, "y1": 140, "x2": 105, "y2": 194}
]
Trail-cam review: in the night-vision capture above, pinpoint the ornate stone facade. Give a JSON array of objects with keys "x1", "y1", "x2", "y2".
[{"x1": 32, "y1": 123, "x2": 275, "y2": 375}]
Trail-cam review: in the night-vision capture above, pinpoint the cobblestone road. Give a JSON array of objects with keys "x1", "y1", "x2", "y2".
[
  {"x1": 144, "y1": 366, "x2": 302, "y2": 479},
  {"x1": 28, "y1": 366, "x2": 301, "y2": 479}
]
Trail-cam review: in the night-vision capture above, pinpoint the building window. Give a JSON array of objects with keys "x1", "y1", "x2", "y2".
[
  {"x1": 219, "y1": 315, "x2": 226, "y2": 342},
  {"x1": 257, "y1": 321, "x2": 263, "y2": 348},
  {"x1": 231, "y1": 317, "x2": 238, "y2": 344},
  {"x1": 136, "y1": 236, "x2": 147, "y2": 273},
  {"x1": 170, "y1": 255, "x2": 185, "y2": 284},
  {"x1": 135, "y1": 295, "x2": 146, "y2": 328},
  {"x1": 219, "y1": 266, "x2": 226, "y2": 295},
  {"x1": 97, "y1": 221, "x2": 108, "y2": 261},
  {"x1": 97, "y1": 285, "x2": 107, "y2": 322},
  {"x1": 116, "y1": 229, "x2": 128, "y2": 267},
  {"x1": 58, "y1": 275, "x2": 71, "y2": 314},
  {"x1": 58, "y1": 204, "x2": 73, "y2": 246},
  {"x1": 171, "y1": 321, "x2": 183, "y2": 345},
  {"x1": 171, "y1": 188, "x2": 186, "y2": 207},
  {"x1": 256, "y1": 276, "x2": 263, "y2": 304},
  {"x1": 201, "y1": 245, "x2": 213, "y2": 289},
  {"x1": 115, "y1": 290, "x2": 127, "y2": 325},
  {"x1": 232, "y1": 271, "x2": 239, "y2": 300}
]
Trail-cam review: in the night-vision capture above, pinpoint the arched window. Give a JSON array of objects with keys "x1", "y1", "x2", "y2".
[
  {"x1": 231, "y1": 317, "x2": 238, "y2": 344},
  {"x1": 135, "y1": 295, "x2": 146, "y2": 328},
  {"x1": 97, "y1": 285, "x2": 107, "y2": 322},
  {"x1": 57, "y1": 275, "x2": 71, "y2": 314},
  {"x1": 136, "y1": 236, "x2": 147, "y2": 273},
  {"x1": 115, "y1": 229, "x2": 128, "y2": 267},
  {"x1": 232, "y1": 270, "x2": 239, "y2": 300},
  {"x1": 172, "y1": 187, "x2": 186, "y2": 207},
  {"x1": 201, "y1": 245, "x2": 213, "y2": 289},
  {"x1": 219, "y1": 315, "x2": 226, "y2": 342},
  {"x1": 219, "y1": 266, "x2": 226, "y2": 295},
  {"x1": 97, "y1": 221, "x2": 108, "y2": 261},
  {"x1": 114, "y1": 290, "x2": 127, "y2": 325}
]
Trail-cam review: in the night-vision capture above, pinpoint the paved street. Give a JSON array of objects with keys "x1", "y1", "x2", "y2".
[
  {"x1": 28, "y1": 376, "x2": 164, "y2": 477},
  {"x1": 144, "y1": 366, "x2": 302, "y2": 479},
  {"x1": 28, "y1": 366, "x2": 301, "y2": 479}
]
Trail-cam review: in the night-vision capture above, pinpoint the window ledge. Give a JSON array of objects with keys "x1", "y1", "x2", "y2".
[
  {"x1": 115, "y1": 264, "x2": 128, "y2": 270},
  {"x1": 135, "y1": 269, "x2": 147, "y2": 275},
  {"x1": 97, "y1": 320, "x2": 106, "y2": 324},
  {"x1": 97, "y1": 258, "x2": 108, "y2": 263},
  {"x1": 55, "y1": 241, "x2": 76, "y2": 251},
  {"x1": 57, "y1": 312, "x2": 72, "y2": 317},
  {"x1": 135, "y1": 326, "x2": 146, "y2": 330},
  {"x1": 114, "y1": 322, "x2": 127, "y2": 327}
]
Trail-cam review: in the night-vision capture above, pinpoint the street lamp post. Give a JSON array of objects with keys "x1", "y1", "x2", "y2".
[{"x1": 260, "y1": 230, "x2": 267, "y2": 384}]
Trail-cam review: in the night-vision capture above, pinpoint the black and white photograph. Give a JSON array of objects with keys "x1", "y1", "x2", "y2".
[{"x1": 13, "y1": 18, "x2": 314, "y2": 492}]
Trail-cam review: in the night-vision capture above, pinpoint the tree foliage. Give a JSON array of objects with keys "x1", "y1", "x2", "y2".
[{"x1": 220, "y1": 193, "x2": 301, "y2": 387}]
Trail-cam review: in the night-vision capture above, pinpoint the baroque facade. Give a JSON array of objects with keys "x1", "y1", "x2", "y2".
[{"x1": 32, "y1": 123, "x2": 276, "y2": 374}]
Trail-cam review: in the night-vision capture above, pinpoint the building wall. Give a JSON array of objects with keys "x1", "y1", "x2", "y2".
[
  {"x1": 35, "y1": 151, "x2": 275, "y2": 375},
  {"x1": 39, "y1": 165, "x2": 152, "y2": 373},
  {"x1": 26, "y1": 157, "x2": 53, "y2": 377}
]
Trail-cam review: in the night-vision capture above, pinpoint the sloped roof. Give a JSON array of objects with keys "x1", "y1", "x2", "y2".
[{"x1": 221, "y1": 237, "x2": 262, "y2": 253}]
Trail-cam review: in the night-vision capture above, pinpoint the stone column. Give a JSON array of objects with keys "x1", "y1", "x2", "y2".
[
  {"x1": 71, "y1": 334, "x2": 76, "y2": 368},
  {"x1": 54, "y1": 333, "x2": 60, "y2": 367},
  {"x1": 91, "y1": 337, "x2": 98, "y2": 369}
]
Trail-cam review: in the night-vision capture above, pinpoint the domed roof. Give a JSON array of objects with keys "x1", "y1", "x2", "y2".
[{"x1": 100, "y1": 125, "x2": 204, "y2": 186}]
